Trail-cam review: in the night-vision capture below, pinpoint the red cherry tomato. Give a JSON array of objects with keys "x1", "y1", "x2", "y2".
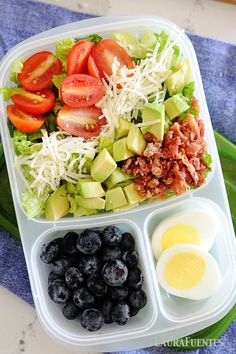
[
  {"x1": 60, "y1": 74, "x2": 105, "y2": 108},
  {"x1": 57, "y1": 105, "x2": 106, "y2": 139},
  {"x1": 87, "y1": 54, "x2": 102, "y2": 80},
  {"x1": 11, "y1": 89, "x2": 55, "y2": 115},
  {"x1": 67, "y1": 40, "x2": 94, "y2": 75},
  {"x1": 18, "y1": 51, "x2": 62, "y2": 92},
  {"x1": 6, "y1": 105, "x2": 45, "y2": 133},
  {"x1": 92, "y1": 39, "x2": 134, "y2": 79}
]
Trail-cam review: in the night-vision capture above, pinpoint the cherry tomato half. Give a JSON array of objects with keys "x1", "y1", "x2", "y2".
[
  {"x1": 11, "y1": 89, "x2": 55, "y2": 115},
  {"x1": 57, "y1": 105, "x2": 106, "y2": 139},
  {"x1": 92, "y1": 39, "x2": 134, "y2": 79},
  {"x1": 87, "y1": 54, "x2": 102, "y2": 80},
  {"x1": 60, "y1": 74, "x2": 105, "y2": 108},
  {"x1": 67, "y1": 40, "x2": 94, "y2": 76},
  {"x1": 18, "y1": 51, "x2": 62, "y2": 92},
  {"x1": 7, "y1": 105, "x2": 45, "y2": 133}
]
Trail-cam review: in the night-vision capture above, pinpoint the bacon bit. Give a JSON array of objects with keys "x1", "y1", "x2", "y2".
[{"x1": 122, "y1": 101, "x2": 210, "y2": 200}]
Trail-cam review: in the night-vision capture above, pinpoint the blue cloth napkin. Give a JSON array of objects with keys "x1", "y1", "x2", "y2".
[{"x1": 0, "y1": 0, "x2": 235, "y2": 353}]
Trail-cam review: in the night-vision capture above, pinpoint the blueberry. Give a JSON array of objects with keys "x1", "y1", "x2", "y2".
[
  {"x1": 78, "y1": 255, "x2": 101, "y2": 276},
  {"x1": 48, "y1": 280, "x2": 70, "y2": 304},
  {"x1": 111, "y1": 302, "x2": 130, "y2": 325},
  {"x1": 122, "y1": 250, "x2": 139, "y2": 268},
  {"x1": 48, "y1": 270, "x2": 63, "y2": 285},
  {"x1": 87, "y1": 276, "x2": 107, "y2": 297},
  {"x1": 108, "y1": 286, "x2": 128, "y2": 301},
  {"x1": 101, "y1": 299, "x2": 114, "y2": 324},
  {"x1": 73, "y1": 288, "x2": 95, "y2": 310},
  {"x1": 81, "y1": 308, "x2": 104, "y2": 331},
  {"x1": 119, "y1": 232, "x2": 135, "y2": 251},
  {"x1": 100, "y1": 246, "x2": 121, "y2": 263},
  {"x1": 129, "y1": 306, "x2": 139, "y2": 317},
  {"x1": 62, "y1": 301, "x2": 79, "y2": 320},
  {"x1": 101, "y1": 226, "x2": 122, "y2": 246},
  {"x1": 102, "y1": 260, "x2": 128, "y2": 286},
  {"x1": 40, "y1": 238, "x2": 61, "y2": 264},
  {"x1": 77, "y1": 229, "x2": 101, "y2": 254},
  {"x1": 53, "y1": 258, "x2": 71, "y2": 275},
  {"x1": 128, "y1": 289, "x2": 147, "y2": 310},
  {"x1": 61, "y1": 232, "x2": 79, "y2": 255},
  {"x1": 65, "y1": 267, "x2": 83, "y2": 289},
  {"x1": 126, "y1": 267, "x2": 143, "y2": 289}
]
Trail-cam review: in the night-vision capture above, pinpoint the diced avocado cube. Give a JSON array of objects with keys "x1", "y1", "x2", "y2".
[
  {"x1": 113, "y1": 202, "x2": 139, "y2": 213},
  {"x1": 77, "y1": 178, "x2": 105, "y2": 198},
  {"x1": 74, "y1": 207, "x2": 98, "y2": 217},
  {"x1": 66, "y1": 182, "x2": 77, "y2": 194},
  {"x1": 115, "y1": 118, "x2": 132, "y2": 140},
  {"x1": 105, "y1": 186, "x2": 127, "y2": 211},
  {"x1": 127, "y1": 124, "x2": 146, "y2": 155},
  {"x1": 91, "y1": 148, "x2": 117, "y2": 182},
  {"x1": 117, "y1": 180, "x2": 133, "y2": 188},
  {"x1": 142, "y1": 103, "x2": 165, "y2": 140},
  {"x1": 113, "y1": 137, "x2": 134, "y2": 162},
  {"x1": 104, "y1": 167, "x2": 131, "y2": 189},
  {"x1": 164, "y1": 94, "x2": 189, "y2": 119},
  {"x1": 45, "y1": 185, "x2": 69, "y2": 221},
  {"x1": 166, "y1": 60, "x2": 191, "y2": 96},
  {"x1": 76, "y1": 195, "x2": 105, "y2": 210},
  {"x1": 123, "y1": 183, "x2": 146, "y2": 204}
]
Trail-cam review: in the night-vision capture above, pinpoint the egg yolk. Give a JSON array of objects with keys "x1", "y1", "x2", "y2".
[
  {"x1": 165, "y1": 252, "x2": 205, "y2": 289},
  {"x1": 161, "y1": 224, "x2": 200, "y2": 251}
]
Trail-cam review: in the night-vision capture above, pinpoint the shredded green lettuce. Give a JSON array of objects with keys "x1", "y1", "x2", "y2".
[
  {"x1": 10, "y1": 58, "x2": 23, "y2": 84},
  {"x1": 21, "y1": 189, "x2": 48, "y2": 219},
  {"x1": 97, "y1": 136, "x2": 114, "y2": 155},
  {"x1": 74, "y1": 34, "x2": 102, "y2": 44},
  {"x1": 203, "y1": 152, "x2": 212, "y2": 166},
  {"x1": 171, "y1": 45, "x2": 181, "y2": 71},
  {"x1": 0, "y1": 86, "x2": 25, "y2": 101},
  {"x1": 13, "y1": 130, "x2": 42, "y2": 155},
  {"x1": 183, "y1": 81, "x2": 195, "y2": 100},
  {"x1": 52, "y1": 73, "x2": 67, "y2": 90},
  {"x1": 155, "y1": 31, "x2": 169, "y2": 53}
]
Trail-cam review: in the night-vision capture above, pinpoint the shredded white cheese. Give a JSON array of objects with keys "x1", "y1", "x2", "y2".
[{"x1": 15, "y1": 129, "x2": 98, "y2": 196}]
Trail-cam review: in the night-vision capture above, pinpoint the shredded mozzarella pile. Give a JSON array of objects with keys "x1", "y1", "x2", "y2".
[
  {"x1": 97, "y1": 36, "x2": 176, "y2": 129},
  {"x1": 15, "y1": 129, "x2": 98, "y2": 195}
]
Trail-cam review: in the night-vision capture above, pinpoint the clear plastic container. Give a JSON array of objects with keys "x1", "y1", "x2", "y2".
[{"x1": 0, "y1": 16, "x2": 235, "y2": 352}]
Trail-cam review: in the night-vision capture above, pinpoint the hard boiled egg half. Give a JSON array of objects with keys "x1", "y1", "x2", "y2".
[
  {"x1": 156, "y1": 244, "x2": 222, "y2": 300},
  {"x1": 151, "y1": 208, "x2": 219, "y2": 259}
]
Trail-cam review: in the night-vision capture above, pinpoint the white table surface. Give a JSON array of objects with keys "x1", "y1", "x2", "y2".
[{"x1": 0, "y1": 0, "x2": 236, "y2": 353}]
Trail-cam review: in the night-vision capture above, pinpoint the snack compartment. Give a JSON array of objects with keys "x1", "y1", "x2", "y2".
[{"x1": 30, "y1": 218, "x2": 158, "y2": 346}]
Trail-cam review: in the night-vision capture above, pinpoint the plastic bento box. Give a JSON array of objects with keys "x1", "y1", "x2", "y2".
[{"x1": 0, "y1": 16, "x2": 235, "y2": 352}]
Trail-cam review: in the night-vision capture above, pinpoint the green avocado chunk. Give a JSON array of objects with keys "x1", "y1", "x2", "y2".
[
  {"x1": 141, "y1": 102, "x2": 165, "y2": 140},
  {"x1": 104, "y1": 167, "x2": 131, "y2": 189},
  {"x1": 166, "y1": 60, "x2": 191, "y2": 96},
  {"x1": 91, "y1": 148, "x2": 117, "y2": 183},
  {"x1": 76, "y1": 195, "x2": 105, "y2": 210},
  {"x1": 115, "y1": 118, "x2": 132, "y2": 140},
  {"x1": 113, "y1": 137, "x2": 134, "y2": 162},
  {"x1": 77, "y1": 178, "x2": 105, "y2": 198},
  {"x1": 164, "y1": 93, "x2": 190, "y2": 119},
  {"x1": 66, "y1": 182, "x2": 77, "y2": 194},
  {"x1": 123, "y1": 183, "x2": 146, "y2": 204},
  {"x1": 105, "y1": 186, "x2": 127, "y2": 211},
  {"x1": 127, "y1": 124, "x2": 146, "y2": 155},
  {"x1": 45, "y1": 185, "x2": 69, "y2": 221}
]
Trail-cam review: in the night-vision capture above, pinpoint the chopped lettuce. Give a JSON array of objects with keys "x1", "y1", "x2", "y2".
[
  {"x1": 112, "y1": 32, "x2": 147, "y2": 58},
  {"x1": 155, "y1": 31, "x2": 169, "y2": 53},
  {"x1": 0, "y1": 86, "x2": 25, "y2": 101},
  {"x1": 52, "y1": 73, "x2": 67, "y2": 90},
  {"x1": 55, "y1": 38, "x2": 75, "y2": 65},
  {"x1": 183, "y1": 81, "x2": 195, "y2": 100},
  {"x1": 21, "y1": 165, "x2": 34, "y2": 184},
  {"x1": 10, "y1": 58, "x2": 23, "y2": 84},
  {"x1": 13, "y1": 130, "x2": 42, "y2": 155},
  {"x1": 21, "y1": 189, "x2": 48, "y2": 219},
  {"x1": 171, "y1": 45, "x2": 181, "y2": 71},
  {"x1": 97, "y1": 136, "x2": 114, "y2": 155},
  {"x1": 74, "y1": 34, "x2": 102, "y2": 44},
  {"x1": 203, "y1": 152, "x2": 212, "y2": 166}
]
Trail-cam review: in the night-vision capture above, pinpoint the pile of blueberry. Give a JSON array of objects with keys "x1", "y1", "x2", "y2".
[{"x1": 40, "y1": 226, "x2": 147, "y2": 332}]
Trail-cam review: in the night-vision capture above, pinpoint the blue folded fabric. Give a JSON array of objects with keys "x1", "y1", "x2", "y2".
[{"x1": 0, "y1": 0, "x2": 235, "y2": 353}]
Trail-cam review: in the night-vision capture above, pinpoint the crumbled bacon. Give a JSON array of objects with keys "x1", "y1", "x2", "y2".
[{"x1": 122, "y1": 109, "x2": 210, "y2": 200}]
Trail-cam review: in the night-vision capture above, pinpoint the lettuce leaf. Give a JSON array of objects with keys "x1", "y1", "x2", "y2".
[
  {"x1": 203, "y1": 152, "x2": 212, "y2": 166},
  {"x1": 52, "y1": 73, "x2": 67, "y2": 90},
  {"x1": 155, "y1": 31, "x2": 169, "y2": 53},
  {"x1": 0, "y1": 86, "x2": 25, "y2": 101},
  {"x1": 13, "y1": 130, "x2": 42, "y2": 155},
  {"x1": 183, "y1": 81, "x2": 195, "y2": 100},
  {"x1": 21, "y1": 189, "x2": 48, "y2": 219},
  {"x1": 97, "y1": 136, "x2": 114, "y2": 155},
  {"x1": 74, "y1": 34, "x2": 102, "y2": 44},
  {"x1": 55, "y1": 38, "x2": 75, "y2": 65},
  {"x1": 10, "y1": 58, "x2": 23, "y2": 84}
]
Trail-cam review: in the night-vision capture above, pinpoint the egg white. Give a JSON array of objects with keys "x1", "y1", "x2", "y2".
[
  {"x1": 156, "y1": 244, "x2": 222, "y2": 300},
  {"x1": 151, "y1": 208, "x2": 219, "y2": 258}
]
